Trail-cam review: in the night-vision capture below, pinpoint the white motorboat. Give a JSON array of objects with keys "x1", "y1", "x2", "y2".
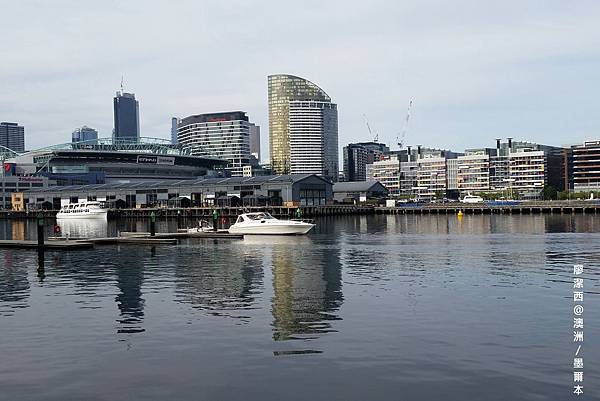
[
  {"x1": 228, "y1": 212, "x2": 314, "y2": 235},
  {"x1": 56, "y1": 201, "x2": 108, "y2": 219},
  {"x1": 461, "y1": 194, "x2": 484, "y2": 204}
]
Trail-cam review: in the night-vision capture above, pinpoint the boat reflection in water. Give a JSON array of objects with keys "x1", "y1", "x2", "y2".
[{"x1": 57, "y1": 218, "x2": 108, "y2": 239}]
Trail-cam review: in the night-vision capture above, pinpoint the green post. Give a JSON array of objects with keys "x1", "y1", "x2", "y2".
[
  {"x1": 295, "y1": 207, "x2": 302, "y2": 220},
  {"x1": 150, "y1": 211, "x2": 156, "y2": 237},
  {"x1": 212, "y1": 209, "x2": 219, "y2": 232},
  {"x1": 36, "y1": 213, "x2": 44, "y2": 249}
]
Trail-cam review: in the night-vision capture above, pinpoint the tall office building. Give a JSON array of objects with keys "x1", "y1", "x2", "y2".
[
  {"x1": 71, "y1": 126, "x2": 98, "y2": 144},
  {"x1": 249, "y1": 123, "x2": 261, "y2": 160},
  {"x1": 171, "y1": 117, "x2": 178, "y2": 145},
  {"x1": 113, "y1": 91, "x2": 140, "y2": 142},
  {"x1": 268, "y1": 74, "x2": 338, "y2": 180},
  {"x1": 177, "y1": 111, "x2": 252, "y2": 176},
  {"x1": 0, "y1": 122, "x2": 25, "y2": 153}
]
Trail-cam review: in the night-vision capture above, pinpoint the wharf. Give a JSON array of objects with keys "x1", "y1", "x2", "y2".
[
  {"x1": 79, "y1": 237, "x2": 178, "y2": 245},
  {"x1": 0, "y1": 240, "x2": 94, "y2": 250},
  {"x1": 376, "y1": 201, "x2": 599, "y2": 215},
  {"x1": 0, "y1": 202, "x2": 597, "y2": 220},
  {"x1": 119, "y1": 231, "x2": 244, "y2": 239}
]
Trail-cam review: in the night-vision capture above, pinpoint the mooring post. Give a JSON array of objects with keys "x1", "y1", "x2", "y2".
[
  {"x1": 37, "y1": 213, "x2": 45, "y2": 249},
  {"x1": 150, "y1": 211, "x2": 156, "y2": 237}
]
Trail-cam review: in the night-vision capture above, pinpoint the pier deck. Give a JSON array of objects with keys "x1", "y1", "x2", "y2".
[{"x1": 0, "y1": 240, "x2": 94, "y2": 250}]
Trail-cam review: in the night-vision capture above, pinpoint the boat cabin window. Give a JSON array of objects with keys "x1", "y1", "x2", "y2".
[{"x1": 236, "y1": 216, "x2": 245, "y2": 223}]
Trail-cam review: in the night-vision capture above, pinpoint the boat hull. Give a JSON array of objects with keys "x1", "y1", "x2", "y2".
[{"x1": 228, "y1": 223, "x2": 314, "y2": 235}]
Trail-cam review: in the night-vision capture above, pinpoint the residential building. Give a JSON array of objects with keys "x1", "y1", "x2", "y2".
[
  {"x1": 249, "y1": 123, "x2": 260, "y2": 160},
  {"x1": 177, "y1": 111, "x2": 253, "y2": 176},
  {"x1": 0, "y1": 122, "x2": 25, "y2": 153},
  {"x1": 457, "y1": 150, "x2": 492, "y2": 192},
  {"x1": 113, "y1": 91, "x2": 140, "y2": 143},
  {"x1": 343, "y1": 142, "x2": 389, "y2": 182},
  {"x1": 416, "y1": 156, "x2": 447, "y2": 200},
  {"x1": 366, "y1": 155, "x2": 400, "y2": 195},
  {"x1": 288, "y1": 100, "x2": 338, "y2": 181},
  {"x1": 268, "y1": 74, "x2": 337, "y2": 179},
  {"x1": 343, "y1": 144, "x2": 368, "y2": 182},
  {"x1": 507, "y1": 149, "x2": 546, "y2": 196},
  {"x1": 571, "y1": 140, "x2": 600, "y2": 192},
  {"x1": 71, "y1": 126, "x2": 98, "y2": 144}
]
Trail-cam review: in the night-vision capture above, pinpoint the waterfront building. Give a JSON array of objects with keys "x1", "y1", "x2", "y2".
[
  {"x1": 366, "y1": 155, "x2": 400, "y2": 195},
  {"x1": 288, "y1": 100, "x2": 338, "y2": 180},
  {"x1": 332, "y1": 181, "x2": 388, "y2": 203},
  {"x1": 268, "y1": 74, "x2": 338, "y2": 180},
  {"x1": 343, "y1": 142, "x2": 389, "y2": 182},
  {"x1": 457, "y1": 150, "x2": 491, "y2": 192},
  {"x1": 571, "y1": 141, "x2": 600, "y2": 192},
  {"x1": 71, "y1": 126, "x2": 98, "y2": 144},
  {"x1": 416, "y1": 156, "x2": 448, "y2": 200},
  {"x1": 0, "y1": 122, "x2": 25, "y2": 153},
  {"x1": 249, "y1": 123, "x2": 260, "y2": 160},
  {"x1": 0, "y1": 176, "x2": 51, "y2": 209},
  {"x1": 343, "y1": 144, "x2": 368, "y2": 182},
  {"x1": 177, "y1": 111, "x2": 253, "y2": 177},
  {"x1": 446, "y1": 159, "x2": 459, "y2": 191},
  {"x1": 506, "y1": 149, "x2": 546, "y2": 196},
  {"x1": 113, "y1": 91, "x2": 140, "y2": 143},
  {"x1": 22, "y1": 174, "x2": 333, "y2": 209},
  {"x1": 171, "y1": 117, "x2": 178, "y2": 145}
]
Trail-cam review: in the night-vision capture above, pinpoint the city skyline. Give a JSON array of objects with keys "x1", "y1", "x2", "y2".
[{"x1": 2, "y1": 1, "x2": 599, "y2": 155}]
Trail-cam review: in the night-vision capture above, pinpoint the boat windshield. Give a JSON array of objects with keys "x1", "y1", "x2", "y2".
[{"x1": 247, "y1": 213, "x2": 273, "y2": 220}]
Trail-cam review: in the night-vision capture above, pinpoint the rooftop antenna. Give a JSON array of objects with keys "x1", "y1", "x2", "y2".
[{"x1": 120, "y1": 75, "x2": 124, "y2": 93}]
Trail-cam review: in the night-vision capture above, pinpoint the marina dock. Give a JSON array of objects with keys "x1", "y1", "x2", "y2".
[{"x1": 0, "y1": 240, "x2": 94, "y2": 250}]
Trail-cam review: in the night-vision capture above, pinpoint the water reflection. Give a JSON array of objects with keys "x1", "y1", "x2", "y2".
[
  {"x1": 173, "y1": 243, "x2": 263, "y2": 318},
  {"x1": 0, "y1": 251, "x2": 30, "y2": 315},
  {"x1": 57, "y1": 218, "x2": 108, "y2": 239},
  {"x1": 253, "y1": 235, "x2": 343, "y2": 341},
  {"x1": 114, "y1": 252, "x2": 146, "y2": 334}
]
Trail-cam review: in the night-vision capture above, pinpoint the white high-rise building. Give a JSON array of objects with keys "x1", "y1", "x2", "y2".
[
  {"x1": 177, "y1": 111, "x2": 252, "y2": 177},
  {"x1": 288, "y1": 100, "x2": 338, "y2": 181},
  {"x1": 366, "y1": 155, "x2": 400, "y2": 195}
]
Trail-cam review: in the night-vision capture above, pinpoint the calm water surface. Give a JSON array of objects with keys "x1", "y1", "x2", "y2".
[{"x1": 0, "y1": 214, "x2": 599, "y2": 400}]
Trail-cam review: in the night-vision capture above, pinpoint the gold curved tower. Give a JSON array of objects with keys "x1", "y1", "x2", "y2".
[{"x1": 268, "y1": 74, "x2": 332, "y2": 175}]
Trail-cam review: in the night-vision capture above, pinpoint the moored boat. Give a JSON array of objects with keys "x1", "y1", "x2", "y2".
[
  {"x1": 228, "y1": 212, "x2": 314, "y2": 235},
  {"x1": 56, "y1": 201, "x2": 108, "y2": 219}
]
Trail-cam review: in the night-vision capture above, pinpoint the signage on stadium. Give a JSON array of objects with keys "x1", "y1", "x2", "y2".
[{"x1": 136, "y1": 155, "x2": 175, "y2": 165}]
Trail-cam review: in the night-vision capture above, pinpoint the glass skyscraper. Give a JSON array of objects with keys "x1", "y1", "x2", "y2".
[
  {"x1": 71, "y1": 126, "x2": 98, "y2": 144},
  {"x1": 113, "y1": 91, "x2": 140, "y2": 143},
  {"x1": 0, "y1": 122, "x2": 25, "y2": 153},
  {"x1": 268, "y1": 74, "x2": 336, "y2": 178}
]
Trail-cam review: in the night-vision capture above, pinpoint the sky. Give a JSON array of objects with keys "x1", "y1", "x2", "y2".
[{"x1": 2, "y1": 0, "x2": 599, "y2": 160}]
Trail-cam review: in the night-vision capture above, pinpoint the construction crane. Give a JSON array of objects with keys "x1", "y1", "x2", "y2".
[
  {"x1": 397, "y1": 99, "x2": 413, "y2": 149},
  {"x1": 363, "y1": 114, "x2": 378, "y2": 142}
]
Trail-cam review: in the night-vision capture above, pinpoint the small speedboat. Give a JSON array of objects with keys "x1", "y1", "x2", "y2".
[
  {"x1": 185, "y1": 220, "x2": 215, "y2": 233},
  {"x1": 228, "y1": 212, "x2": 314, "y2": 235},
  {"x1": 56, "y1": 201, "x2": 108, "y2": 219}
]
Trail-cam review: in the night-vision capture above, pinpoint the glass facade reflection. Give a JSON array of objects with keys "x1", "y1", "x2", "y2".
[{"x1": 268, "y1": 75, "x2": 335, "y2": 177}]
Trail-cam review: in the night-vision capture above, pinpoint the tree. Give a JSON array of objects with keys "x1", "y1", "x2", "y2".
[{"x1": 541, "y1": 186, "x2": 558, "y2": 200}]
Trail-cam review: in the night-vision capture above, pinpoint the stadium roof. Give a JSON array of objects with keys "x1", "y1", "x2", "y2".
[{"x1": 24, "y1": 174, "x2": 331, "y2": 193}]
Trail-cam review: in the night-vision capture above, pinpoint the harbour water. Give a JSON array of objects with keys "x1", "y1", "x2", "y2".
[{"x1": 0, "y1": 214, "x2": 598, "y2": 400}]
